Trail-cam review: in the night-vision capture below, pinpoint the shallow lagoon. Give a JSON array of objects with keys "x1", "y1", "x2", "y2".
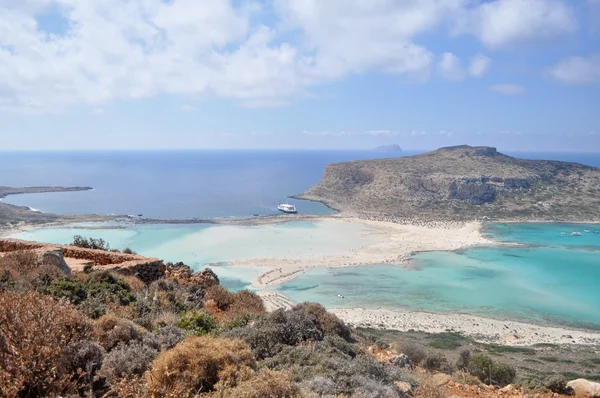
[
  {"x1": 10, "y1": 221, "x2": 600, "y2": 328},
  {"x1": 9, "y1": 220, "x2": 380, "y2": 290}
]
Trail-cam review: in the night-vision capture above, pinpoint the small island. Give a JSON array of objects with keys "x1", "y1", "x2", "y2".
[{"x1": 373, "y1": 144, "x2": 403, "y2": 153}]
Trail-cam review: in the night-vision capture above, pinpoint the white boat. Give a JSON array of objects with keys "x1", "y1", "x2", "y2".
[{"x1": 277, "y1": 202, "x2": 297, "y2": 214}]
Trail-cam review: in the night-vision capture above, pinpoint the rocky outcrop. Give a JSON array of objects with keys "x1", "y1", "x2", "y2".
[
  {"x1": 567, "y1": 379, "x2": 600, "y2": 397},
  {"x1": 387, "y1": 354, "x2": 414, "y2": 370},
  {"x1": 41, "y1": 249, "x2": 71, "y2": 277},
  {"x1": 300, "y1": 145, "x2": 600, "y2": 221},
  {"x1": 190, "y1": 268, "x2": 220, "y2": 288},
  {"x1": 164, "y1": 262, "x2": 220, "y2": 288}
]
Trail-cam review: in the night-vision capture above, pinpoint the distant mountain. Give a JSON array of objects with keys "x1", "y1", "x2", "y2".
[
  {"x1": 299, "y1": 145, "x2": 600, "y2": 222},
  {"x1": 373, "y1": 144, "x2": 402, "y2": 153}
]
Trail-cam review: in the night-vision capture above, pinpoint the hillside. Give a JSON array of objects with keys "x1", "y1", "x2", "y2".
[
  {"x1": 300, "y1": 145, "x2": 600, "y2": 221},
  {"x1": 1, "y1": 237, "x2": 597, "y2": 397}
]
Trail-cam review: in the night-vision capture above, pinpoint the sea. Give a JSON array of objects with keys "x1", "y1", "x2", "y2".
[{"x1": 2, "y1": 150, "x2": 600, "y2": 329}]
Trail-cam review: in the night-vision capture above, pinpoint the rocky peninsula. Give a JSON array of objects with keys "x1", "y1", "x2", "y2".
[
  {"x1": 298, "y1": 145, "x2": 600, "y2": 222},
  {"x1": 0, "y1": 186, "x2": 115, "y2": 234}
]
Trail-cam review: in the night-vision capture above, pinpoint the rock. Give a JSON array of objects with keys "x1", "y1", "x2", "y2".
[
  {"x1": 431, "y1": 373, "x2": 452, "y2": 387},
  {"x1": 395, "y1": 381, "x2": 412, "y2": 395},
  {"x1": 499, "y1": 384, "x2": 514, "y2": 393},
  {"x1": 41, "y1": 249, "x2": 71, "y2": 277},
  {"x1": 190, "y1": 268, "x2": 220, "y2": 288},
  {"x1": 388, "y1": 354, "x2": 414, "y2": 370},
  {"x1": 567, "y1": 379, "x2": 600, "y2": 397}
]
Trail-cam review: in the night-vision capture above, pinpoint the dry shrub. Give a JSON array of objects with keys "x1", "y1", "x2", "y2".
[
  {"x1": 119, "y1": 274, "x2": 146, "y2": 293},
  {"x1": 0, "y1": 291, "x2": 91, "y2": 398},
  {"x1": 146, "y1": 335, "x2": 255, "y2": 397},
  {"x1": 212, "y1": 368, "x2": 299, "y2": 398},
  {"x1": 94, "y1": 314, "x2": 145, "y2": 351},
  {"x1": 228, "y1": 290, "x2": 265, "y2": 316},
  {"x1": 0, "y1": 250, "x2": 65, "y2": 291},
  {"x1": 204, "y1": 285, "x2": 234, "y2": 310},
  {"x1": 108, "y1": 376, "x2": 148, "y2": 398},
  {"x1": 399, "y1": 342, "x2": 427, "y2": 366},
  {"x1": 294, "y1": 302, "x2": 352, "y2": 341},
  {"x1": 452, "y1": 370, "x2": 481, "y2": 386},
  {"x1": 413, "y1": 373, "x2": 445, "y2": 398},
  {"x1": 99, "y1": 341, "x2": 158, "y2": 385}
]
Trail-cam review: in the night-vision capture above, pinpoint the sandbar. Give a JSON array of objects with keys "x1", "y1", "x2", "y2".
[{"x1": 222, "y1": 217, "x2": 493, "y2": 288}]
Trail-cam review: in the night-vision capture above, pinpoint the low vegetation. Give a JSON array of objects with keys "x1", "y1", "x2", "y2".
[
  {"x1": 0, "y1": 248, "x2": 594, "y2": 397},
  {"x1": 72, "y1": 235, "x2": 111, "y2": 251}
]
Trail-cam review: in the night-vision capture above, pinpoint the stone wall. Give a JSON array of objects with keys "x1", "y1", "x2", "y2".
[{"x1": 0, "y1": 238, "x2": 166, "y2": 283}]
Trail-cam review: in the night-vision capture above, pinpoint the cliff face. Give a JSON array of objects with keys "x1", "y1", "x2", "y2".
[{"x1": 301, "y1": 145, "x2": 600, "y2": 221}]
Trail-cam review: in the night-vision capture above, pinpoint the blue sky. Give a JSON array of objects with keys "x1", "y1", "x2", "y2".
[{"x1": 1, "y1": 0, "x2": 599, "y2": 151}]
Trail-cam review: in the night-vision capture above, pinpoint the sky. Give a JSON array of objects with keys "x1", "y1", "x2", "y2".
[{"x1": 0, "y1": 0, "x2": 599, "y2": 151}]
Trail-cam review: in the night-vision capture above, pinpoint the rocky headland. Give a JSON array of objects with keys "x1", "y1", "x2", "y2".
[{"x1": 299, "y1": 145, "x2": 600, "y2": 222}]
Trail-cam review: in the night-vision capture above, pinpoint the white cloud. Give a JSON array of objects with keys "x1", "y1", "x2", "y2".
[
  {"x1": 1, "y1": 0, "x2": 465, "y2": 112},
  {"x1": 302, "y1": 131, "x2": 354, "y2": 137},
  {"x1": 180, "y1": 104, "x2": 196, "y2": 111},
  {"x1": 468, "y1": 54, "x2": 492, "y2": 77},
  {"x1": 366, "y1": 130, "x2": 404, "y2": 137},
  {"x1": 0, "y1": 0, "x2": 583, "y2": 113},
  {"x1": 411, "y1": 130, "x2": 428, "y2": 136},
  {"x1": 490, "y1": 84, "x2": 526, "y2": 95},
  {"x1": 437, "y1": 53, "x2": 466, "y2": 81},
  {"x1": 454, "y1": 0, "x2": 577, "y2": 48},
  {"x1": 91, "y1": 107, "x2": 105, "y2": 115},
  {"x1": 546, "y1": 55, "x2": 600, "y2": 85}
]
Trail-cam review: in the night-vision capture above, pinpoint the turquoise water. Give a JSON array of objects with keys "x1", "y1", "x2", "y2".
[
  {"x1": 10, "y1": 222, "x2": 600, "y2": 328},
  {"x1": 278, "y1": 223, "x2": 600, "y2": 328},
  {"x1": 9, "y1": 220, "x2": 380, "y2": 291}
]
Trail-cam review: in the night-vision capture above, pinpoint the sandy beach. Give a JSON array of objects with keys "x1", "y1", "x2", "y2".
[
  {"x1": 222, "y1": 217, "x2": 493, "y2": 288},
  {"x1": 331, "y1": 308, "x2": 600, "y2": 346},
  {"x1": 258, "y1": 291, "x2": 600, "y2": 346}
]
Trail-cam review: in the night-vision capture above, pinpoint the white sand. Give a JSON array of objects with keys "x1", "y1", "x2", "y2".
[
  {"x1": 331, "y1": 308, "x2": 600, "y2": 346},
  {"x1": 224, "y1": 218, "x2": 492, "y2": 288},
  {"x1": 258, "y1": 291, "x2": 600, "y2": 346}
]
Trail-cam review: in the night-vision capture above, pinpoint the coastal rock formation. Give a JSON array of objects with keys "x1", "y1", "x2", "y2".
[
  {"x1": 300, "y1": 145, "x2": 600, "y2": 221},
  {"x1": 567, "y1": 379, "x2": 600, "y2": 397},
  {"x1": 190, "y1": 268, "x2": 220, "y2": 288},
  {"x1": 165, "y1": 261, "x2": 220, "y2": 288}
]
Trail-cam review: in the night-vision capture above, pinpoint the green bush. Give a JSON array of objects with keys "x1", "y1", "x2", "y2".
[
  {"x1": 543, "y1": 375, "x2": 571, "y2": 394},
  {"x1": 72, "y1": 235, "x2": 110, "y2": 251},
  {"x1": 99, "y1": 341, "x2": 158, "y2": 384},
  {"x1": 423, "y1": 352, "x2": 448, "y2": 371},
  {"x1": 229, "y1": 308, "x2": 323, "y2": 359},
  {"x1": 263, "y1": 336, "x2": 399, "y2": 397},
  {"x1": 467, "y1": 354, "x2": 516, "y2": 387},
  {"x1": 44, "y1": 271, "x2": 135, "y2": 309},
  {"x1": 177, "y1": 311, "x2": 217, "y2": 336}
]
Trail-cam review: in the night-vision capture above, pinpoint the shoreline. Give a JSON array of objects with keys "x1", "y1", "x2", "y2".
[
  {"x1": 258, "y1": 292, "x2": 600, "y2": 346},
  {"x1": 330, "y1": 308, "x2": 600, "y2": 346}
]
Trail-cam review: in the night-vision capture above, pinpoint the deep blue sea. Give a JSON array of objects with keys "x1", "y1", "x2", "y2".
[
  {"x1": 0, "y1": 150, "x2": 413, "y2": 219},
  {"x1": 3, "y1": 150, "x2": 600, "y2": 328},
  {"x1": 1, "y1": 150, "x2": 599, "y2": 219}
]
